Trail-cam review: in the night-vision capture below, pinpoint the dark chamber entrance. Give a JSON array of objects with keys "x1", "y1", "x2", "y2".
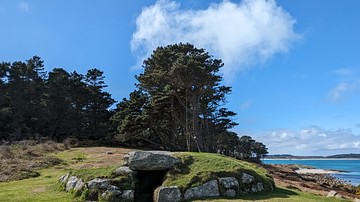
[{"x1": 134, "y1": 170, "x2": 167, "y2": 202}]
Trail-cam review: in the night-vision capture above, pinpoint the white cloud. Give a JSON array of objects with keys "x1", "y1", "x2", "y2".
[
  {"x1": 18, "y1": 1, "x2": 30, "y2": 13},
  {"x1": 250, "y1": 126, "x2": 360, "y2": 156},
  {"x1": 131, "y1": 0, "x2": 299, "y2": 81},
  {"x1": 329, "y1": 82, "x2": 349, "y2": 102},
  {"x1": 328, "y1": 80, "x2": 360, "y2": 102}
]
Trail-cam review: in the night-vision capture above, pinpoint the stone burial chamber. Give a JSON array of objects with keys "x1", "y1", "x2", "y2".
[
  {"x1": 59, "y1": 150, "x2": 272, "y2": 202},
  {"x1": 124, "y1": 151, "x2": 180, "y2": 202}
]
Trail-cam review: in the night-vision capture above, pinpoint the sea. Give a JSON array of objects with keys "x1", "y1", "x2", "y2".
[{"x1": 263, "y1": 159, "x2": 360, "y2": 186}]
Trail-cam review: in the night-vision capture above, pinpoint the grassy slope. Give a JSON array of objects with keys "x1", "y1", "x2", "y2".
[
  {"x1": 0, "y1": 147, "x2": 350, "y2": 202},
  {"x1": 164, "y1": 152, "x2": 273, "y2": 190}
]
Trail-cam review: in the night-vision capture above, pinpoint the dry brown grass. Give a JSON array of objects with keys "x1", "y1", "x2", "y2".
[{"x1": 0, "y1": 140, "x2": 66, "y2": 182}]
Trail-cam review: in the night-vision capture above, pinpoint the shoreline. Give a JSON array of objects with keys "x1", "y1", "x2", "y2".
[
  {"x1": 262, "y1": 164, "x2": 358, "y2": 201},
  {"x1": 294, "y1": 168, "x2": 344, "y2": 174}
]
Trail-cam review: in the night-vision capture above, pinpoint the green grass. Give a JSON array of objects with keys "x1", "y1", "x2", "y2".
[
  {"x1": 191, "y1": 187, "x2": 349, "y2": 202},
  {"x1": 0, "y1": 148, "x2": 350, "y2": 202},
  {"x1": 164, "y1": 152, "x2": 273, "y2": 190},
  {"x1": 0, "y1": 168, "x2": 76, "y2": 202}
]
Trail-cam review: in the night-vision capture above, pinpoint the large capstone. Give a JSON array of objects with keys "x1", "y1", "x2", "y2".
[{"x1": 127, "y1": 151, "x2": 179, "y2": 171}]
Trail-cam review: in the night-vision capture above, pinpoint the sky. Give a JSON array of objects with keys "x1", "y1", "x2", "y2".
[{"x1": 1, "y1": 0, "x2": 360, "y2": 156}]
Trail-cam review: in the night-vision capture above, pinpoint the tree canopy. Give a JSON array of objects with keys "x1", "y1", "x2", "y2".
[
  {"x1": 112, "y1": 43, "x2": 267, "y2": 160},
  {"x1": 1, "y1": 45, "x2": 268, "y2": 162},
  {"x1": 0, "y1": 56, "x2": 115, "y2": 142}
]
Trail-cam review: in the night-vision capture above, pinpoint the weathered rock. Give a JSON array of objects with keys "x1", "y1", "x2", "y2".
[
  {"x1": 66, "y1": 176, "x2": 79, "y2": 191},
  {"x1": 127, "y1": 151, "x2": 179, "y2": 171},
  {"x1": 112, "y1": 166, "x2": 134, "y2": 177},
  {"x1": 156, "y1": 186, "x2": 182, "y2": 202},
  {"x1": 184, "y1": 180, "x2": 220, "y2": 200},
  {"x1": 123, "y1": 154, "x2": 130, "y2": 166},
  {"x1": 59, "y1": 173, "x2": 70, "y2": 184},
  {"x1": 251, "y1": 182, "x2": 264, "y2": 192},
  {"x1": 120, "y1": 190, "x2": 134, "y2": 200},
  {"x1": 74, "y1": 178, "x2": 85, "y2": 191},
  {"x1": 219, "y1": 177, "x2": 239, "y2": 189},
  {"x1": 88, "y1": 178, "x2": 111, "y2": 190},
  {"x1": 327, "y1": 190, "x2": 338, "y2": 197},
  {"x1": 224, "y1": 189, "x2": 236, "y2": 197},
  {"x1": 242, "y1": 173, "x2": 255, "y2": 184},
  {"x1": 101, "y1": 189, "x2": 122, "y2": 202}
]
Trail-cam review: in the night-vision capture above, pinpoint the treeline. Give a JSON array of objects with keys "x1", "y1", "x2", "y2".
[
  {"x1": 0, "y1": 56, "x2": 115, "y2": 142},
  {"x1": 0, "y1": 44, "x2": 268, "y2": 162},
  {"x1": 110, "y1": 43, "x2": 268, "y2": 161}
]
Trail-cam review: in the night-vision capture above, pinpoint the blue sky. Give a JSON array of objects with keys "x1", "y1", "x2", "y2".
[{"x1": 1, "y1": 0, "x2": 360, "y2": 155}]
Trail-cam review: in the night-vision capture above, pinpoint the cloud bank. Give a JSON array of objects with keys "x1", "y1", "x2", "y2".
[
  {"x1": 131, "y1": 0, "x2": 299, "y2": 80},
  {"x1": 250, "y1": 126, "x2": 360, "y2": 156}
]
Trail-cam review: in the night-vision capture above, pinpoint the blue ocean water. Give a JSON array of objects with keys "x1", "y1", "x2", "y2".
[{"x1": 263, "y1": 159, "x2": 360, "y2": 186}]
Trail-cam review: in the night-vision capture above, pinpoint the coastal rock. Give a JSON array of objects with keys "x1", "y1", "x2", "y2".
[
  {"x1": 127, "y1": 151, "x2": 179, "y2": 171},
  {"x1": 242, "y1": 173, "x2": 255, "y2": 184},
  {"x1": 156, "y1": 186, "x2": 182, "y2": 202},
  {"x1": 184, "y1": 180, "x2": 220, "y2": 200}
]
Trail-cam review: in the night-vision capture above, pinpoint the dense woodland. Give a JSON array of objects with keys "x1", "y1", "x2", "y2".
[{"x1": 0, "y1": 43, "x2": 267, "y2": 162}]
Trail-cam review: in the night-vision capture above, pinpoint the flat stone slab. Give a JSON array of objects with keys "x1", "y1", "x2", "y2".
[{"x1": 127, "y1": 151, "x2": 179, "y2": 171}]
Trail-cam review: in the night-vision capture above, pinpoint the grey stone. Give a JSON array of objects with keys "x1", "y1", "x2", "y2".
[
  {"x1": 120, "y1": 190, "x2": 134, "y2": 200},
  {"x1": 107, "y1": 185, "x2": 120, "y2": 191},
  {"x1": 251, "y1": 182, "x2": 264, "y2": 193},
  {"x1": 242, "y1": 173, "x2": 255, "y2": 184},
  {"x1": 66, "y1": 176, "x2": 79, "y2": 191},
  {"x1": 101, "y1": 189, "x2": 122, "y2": 201},
  {"x1": 219, "y1": 177, "x2": 239, "y2": 189},
  {"x1": 184, "y1": 180, "x2": 220, "y2": 200},
  {"x1": 123, "y1": 154, "x2": 130, "y2": 166},
  {"x1": 74, "y1": 178, "x2": 85, "y2": 191},
  {"x1": 327, "y1": 190, "x2": 337, "y2": 197},
  {"x1": 127, "y1": 151, "x2": 179, "y2": 171},
  {"x1": 156, "y1": 186, "x2": 182, "y2": 202},
  {"x1": 224, "y1": 189, "x2": 236, "y2": 197},
  {"x1": 59, "y1": 173, "x2": 70, "y2": 183},
  {"x1": 112, "y1": 166, "x2": 134, "y2": 176},
  {"x1": 87, "y1": 178, "x2": 111, "y2": 190}
]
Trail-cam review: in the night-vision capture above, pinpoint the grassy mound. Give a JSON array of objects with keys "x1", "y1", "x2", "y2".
[{"x1": 163, "y1": 152, "x2": 274, "y2": 191}]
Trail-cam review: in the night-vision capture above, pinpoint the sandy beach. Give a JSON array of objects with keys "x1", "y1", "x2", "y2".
[{"x1": 295, "y1": 168, "x2": 342, "y2": 174}]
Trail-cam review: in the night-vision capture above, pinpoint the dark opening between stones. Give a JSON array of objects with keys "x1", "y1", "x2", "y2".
[{"x1": 134, "y1": 170, "x2": 168, "y2": 202}]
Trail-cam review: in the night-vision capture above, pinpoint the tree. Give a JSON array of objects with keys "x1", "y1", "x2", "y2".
[
  {"x1": 6, "y1": 56, "x2": 47, "y2": 140},
  {"x1": 113, "y1": 43, "x2": 237, "y2": 151},
  {"x1": 0, "y1": 62, "x2": 13, "y2": 140},
  {"x1": 83, "y1": 68, "x2": 115, "y2": 140},
  {"x1": 45, "y1": 68, "x2": 75, "y2": 140}
]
